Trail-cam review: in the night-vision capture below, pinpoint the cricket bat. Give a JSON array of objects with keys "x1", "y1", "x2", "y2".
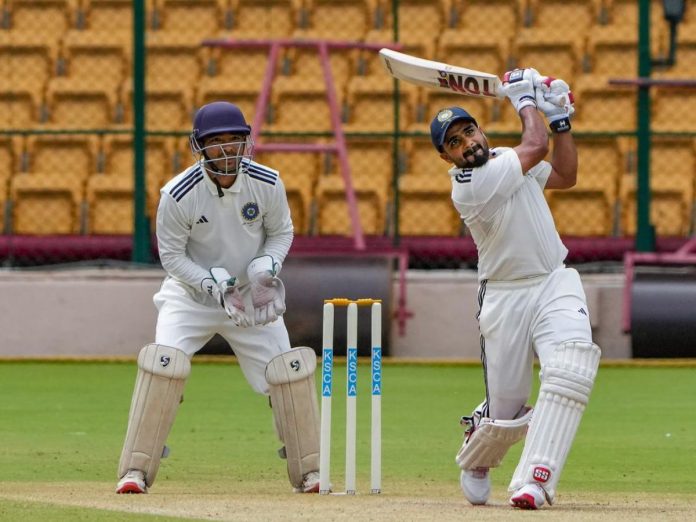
[{"x1": 379, "y1": 48, "x2": 504, "y2": 99}]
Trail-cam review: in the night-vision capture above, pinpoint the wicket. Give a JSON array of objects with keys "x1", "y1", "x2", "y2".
[{"x1": 320, "y1": 298, "x2": 382, "y2": 495}]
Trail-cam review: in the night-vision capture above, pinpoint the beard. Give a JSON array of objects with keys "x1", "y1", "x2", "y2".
[{"x1": 453, "y1": 143, "x2": 489, "y2": 169}]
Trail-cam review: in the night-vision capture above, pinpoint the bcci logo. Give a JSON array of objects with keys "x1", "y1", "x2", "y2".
[
  {"x1": 437, "y1": 108, "x2": 453, "y2": 123},
  {"x1": 241, "y1": 202, "x2": 260, "y2": 222},
  {"x1": 160, "y1": 355, "x2": 171, "y2": 367},
  {"x1": 533, "y1": 466, "x2": 551, "y2": 483}
]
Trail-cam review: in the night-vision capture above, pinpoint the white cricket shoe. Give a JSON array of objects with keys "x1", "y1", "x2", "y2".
[
  {"x1": 116, "y1": 470, "x2": 147, "y2": 494},
  {"x1": 293, "y1": 471, "x2": 321, "y2": 493},
  {"x1": 460, "y1": 467, "x2": 490, "y2": 505},
  {"x1": 509, "y1": 483, "x2": 546, "y2": 509}
]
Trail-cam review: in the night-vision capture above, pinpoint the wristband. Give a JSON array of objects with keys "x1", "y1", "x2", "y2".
[{"x1": 549, "y1": 117, "x2": 571, "y2": 133}]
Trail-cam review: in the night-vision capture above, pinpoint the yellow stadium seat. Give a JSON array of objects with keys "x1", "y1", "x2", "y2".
[
  {"x1": 0, "y1": 80, "x2": 43, "y2": 128},
  {"x1": 513, "y1": 31, "x2": 583, "y2": 85},
  {"x1": 315, "y1": 171, "x2": 390, "y2": 236},
  {"x1": 85, "y1": 174, "x2": 134, "y2": 234},
  {"x1": 438, "y1": 31, "x2": 510, "y2": 80},
  {"x1": 620, "y1": 137, "x2": 695, "y2": 236},
  {"x1": 254, "y1": 148, "x2": 322, "y2": 234},
  {"x1": 301, "y1": 0, "x2": 369, "y2": 41},
  {"x1": 396, "y1": 0, "x2": 445, "y2": 40},
  {"x1": 270, "y1": 78, "x2": 337, "y2": 132},
  {"x1": 10, "y1": 174, "x2": 84, "y2": 234},
  {"x1": 59, "y1": 32, "x2": 128, "y2": 98},
  {"x1": 654, "y1": 32, "x2": 696, "y2": 78},
  {"x1": 146, "y1": 33, "x2": 204, "y2": 95},
  {"x1": 45, "y1": 81, "x2": 118, "y2": 129},
  {"x1": 398, "y1": 173, "x2": 461, "y2": 236},
  {"x1": 155, "y1": 0, "x2": 230, "y2": 39},
  {"x1": 79, "y1": 0, "x2": 141, "y2": 36},
  {"x1": 454, "y1": 0, "x2": 523, "y2": 42},
  {"x1": 0, "y1": 33, "x2": 57, "y2": 99},
  {"x1": 344, "y1": 76, "x2": 418, "y2": 132},
  {"x1": 24, "y1": 134, "x2": 100, "y2": 179},
  {"x1": 209, "y1": 45, "x2": 273, "y2": 92},
  {"x1": 5, "y1": 0, "x2": 76, "y2": 42},
  {"x1": 525, "y1": 0, "x2": 600, "y2": 42},
  {"x1": 121, "y1": 83, "x2": 194, "y2": 132},
  {"x1": 602, "y1": 0, "x2": 669, "y2": 41},
  {"x1": 571, "y1": 76, "x2": 636, "y2": 132},
  {"x1": 281, "y1": 43, "x2": 357, "y2": 93},
  {"x1": 546, "y1": 138, "x2": 623, "y2": 236},
  {"x1": 229, "y1": 0, "x2": 300, "y2": 39},
  {"x1": 652, "y1": 87, "x2": 696, "y2": 133},
  {"x1": 0, "y1": 137, "x2": 23, "y2": 233}
]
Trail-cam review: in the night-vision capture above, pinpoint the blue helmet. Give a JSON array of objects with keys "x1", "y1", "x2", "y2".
[{"x1": 190, "y1": 102, "x2": 253, "y2": 176}]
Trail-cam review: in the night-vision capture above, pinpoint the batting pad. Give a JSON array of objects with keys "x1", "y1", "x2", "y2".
[
  {"x1": 265, "y1": 347, "x2": 321, "y2": 488},
  {"x1": 455, "y1": 407, "x2": 533, "y2": 470},
  {"x1": 509, "y1": 341, "x2": 601, "y2": 503},
  {"x1": 118, "y1": 344, "x2": 190, "y2": 487}
]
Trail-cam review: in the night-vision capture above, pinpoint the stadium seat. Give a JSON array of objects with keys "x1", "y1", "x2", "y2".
[
  {"x1": 525, "y1": 0, "x2": 600, "y2": 43},
  {"x1": 5, "y1": 0, "x2": 76, "y2": 43},
  {"x1": 154, "y1": 0, "x2": 230, "y2": 40},
  {"x1": 571, "y1": 76, "x2": 637, "y2": 132},
  {"x1": 146, "y1": 33, "x2": 204, "y2": 96},
  {"x1": 620, "y1": 137, "x2": 695, "y2": 236},
  {"x1": 59, "y1": 32, "x2": 129, "y2": 99},
  {"x1": 300, "y1": 0, "x2": 369, "y2": 41},
  {"x1": 44, "y1": 80, "x2": 117, "y2": 129},
  {"x1": 281, "y1": 43, "x2": 357, "y2": 93},
  {"x1": 0, "y1": 136, "x2": 23, "y2": 233},
  {"x1": 398, "y1": 173, "x2": 461, "y2": 236},
  {"x1": 0, "y1": 33, "x2": 57, "y2": 102},
  {"x1": 453, "y1": 0, "x2": 523, "y2": 42},
  {"x1": 85, "y1": 174, "x2": 134, "y2": 234},
  {"x1": 77, "y1": 0, "x2": 154, "y2": 46},
  {"x1": 653, "y1": 31, "x2": 696, "y2": 78},
  {"x1": 438, "y1": 31, "x2": 510, "y2": 80},
  {"x1": 269, "y1": 78, "x2": 336, "y2": 132},
  {"x1": 0, "y1": 80, "x2": 43, "y2": 128},
  {"x1": 513, "y1": 31, "x2": 583, "y2": 86},
  {"x1": 315, "y1": 170, "x2": 391, "y2": 236},
  {"x1": 228, "y1": 0, "x2": 300, "y2": 39},
  {"x1": 546, "y1": 137, "x2": 623, "y2": 236},
  {"x1": 208, "y1": 45, "x2": 274, "y2": 92},
  {"x1": 602, "y1": 0, "x2": 669, "y2": 41},
  {"x1": 652, "y1": 87, "x2": 696, "y2": 133},
  {"x1": 344, "y1": 76, "x2": 418, "y2": 132},
  {"x1": 121, "y1": 83, "x2": 194, "y2": 132},
  {"x1": 24, "y1": 134, "x2": 100, "y2": 179},
  {"x1": 254, "y1": 148, "x2": 322, "y2": 234},
  {"x1": 10, "y1": 174, "x2": 84, "y2": 234}
]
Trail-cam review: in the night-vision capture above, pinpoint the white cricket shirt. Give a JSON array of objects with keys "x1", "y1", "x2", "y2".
[
  {"x1": 449, "y1": 147, "x2": 567, "y2": 281},
  {"x1": 157, "y1": 158, "x2": 294, "y2": 291}
]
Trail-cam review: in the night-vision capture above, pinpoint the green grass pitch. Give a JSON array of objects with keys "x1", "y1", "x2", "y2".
[{"x1": 0, "y1": 360, "x2": 694, "y2": 520}]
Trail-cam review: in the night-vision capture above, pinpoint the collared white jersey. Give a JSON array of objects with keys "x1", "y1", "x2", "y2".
[
  {"x1": 157, "y1": 158, "x2": 294, "y2": 290},
  {"x1": 449, "y1": 147, "x2": 567, "y2": 281}
]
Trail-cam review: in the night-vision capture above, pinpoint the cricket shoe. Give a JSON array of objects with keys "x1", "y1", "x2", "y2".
[
  {"x1": 460, "y1": 467, "x2": 490, "y2": 505},
  {"x1": 509, "y1": 483, "x2": 546, "y2": 509},
  {"x1": 116, "y1": 470, "x2": 147, "y2": 494},
  {"x1": 293, "y1": 471, "x2": 321, "y2": 493}
]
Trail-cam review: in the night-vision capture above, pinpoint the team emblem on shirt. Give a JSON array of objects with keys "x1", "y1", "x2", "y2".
[{"x1": 241, "y1": 202, "x2": 260, "y2": 222}]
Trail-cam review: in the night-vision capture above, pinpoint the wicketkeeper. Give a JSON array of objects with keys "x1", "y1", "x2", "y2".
[
  {"x1": 116, "y1": 101, "x2": 321, "y2": 494},
  {"x1": 430, "y1": 70, "x2": 601, "y2": 509}
]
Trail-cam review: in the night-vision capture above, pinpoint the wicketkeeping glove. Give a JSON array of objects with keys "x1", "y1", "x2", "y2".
[
  {"x1": 202, "y1": 267, "x2": 252, "y2": 327},
  {"x1": 501, "y1": 68, "x2": 540, "y2": 113},
  {"x1": 246, "y1": 255, "x2": 286, "y2": 326},
  {"x1": 535, "y1": 76, "x2": 575, "y2": 133}
]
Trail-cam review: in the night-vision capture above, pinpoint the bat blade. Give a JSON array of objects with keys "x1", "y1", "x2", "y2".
[{"x1": 379, "y1": 48, "x2": 504, "y2": 99}]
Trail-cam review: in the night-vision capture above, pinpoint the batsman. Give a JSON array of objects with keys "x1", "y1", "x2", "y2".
[
  {"x1": 115, "y1": 101, "x2": 321, "y2": 494},
  {"x1": 429, "y1": 70, "x2": 601, "y2": 509}
]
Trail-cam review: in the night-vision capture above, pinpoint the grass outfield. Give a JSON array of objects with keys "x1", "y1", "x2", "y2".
[{"x1": 1, "y1": 360, "x2": 695, "y2": 521}]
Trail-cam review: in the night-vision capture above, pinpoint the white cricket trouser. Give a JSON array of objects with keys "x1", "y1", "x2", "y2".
[
  {"x1": 153, "y1": 277, "x2": 291, "y2": 395},
  {"x1": 476, "y1": 267, "x2": 592, "y2": 420}
]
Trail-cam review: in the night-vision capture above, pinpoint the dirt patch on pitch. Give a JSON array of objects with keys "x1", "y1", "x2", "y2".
[{"x1": 0, "y1": 482, "x2": 693, "y2": 521}]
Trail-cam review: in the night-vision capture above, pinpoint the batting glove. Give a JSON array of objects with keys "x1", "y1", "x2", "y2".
[
  {"x1": 247, "y1": 255, "x2": 286, "y2": 326},
  {"x1": 202, "y1": 267, "x2": 252, "y2": 327},
  {"x1": 501, "y1": 68, "x2": 539, "y2": 113},
  {"x1": 535, "y1": 76, "x2": 575, "y2": 133}
]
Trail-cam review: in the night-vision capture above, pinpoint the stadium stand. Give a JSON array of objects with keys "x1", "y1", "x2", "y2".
[{"x1": 227, "y1": 0, "x2": 300, "y2": 39}]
